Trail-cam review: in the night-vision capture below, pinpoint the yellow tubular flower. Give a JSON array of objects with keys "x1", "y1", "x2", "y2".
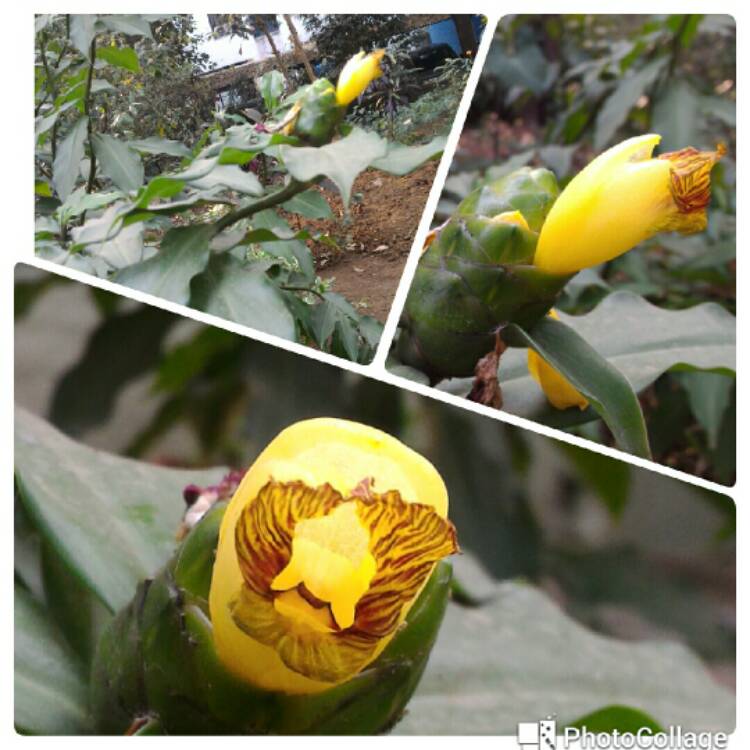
[
  {"x1": 533, "y1": 134, "x2": 725, "y2": 275},
  {"x1": 527, "y1": 311, "x2": 589, "y2": 411},
  {"x1": 209, "y1": 418, "x2": 457, "y2": 694},
  {"x1": 335, "y1": 50, "x2": 385, "y2": 106}
]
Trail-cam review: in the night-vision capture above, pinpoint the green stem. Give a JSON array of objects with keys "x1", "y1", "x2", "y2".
[
  {"x1": 279, "y1": 284, "x2": 326, "y2": 301},
  {"x1": 213, "y1": 178, "x2": 312, "y2": 233}
]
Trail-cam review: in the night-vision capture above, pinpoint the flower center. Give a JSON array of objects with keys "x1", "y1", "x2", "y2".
[{"x1": 270, "y1": 502, "x2": 377, "y2": 630}]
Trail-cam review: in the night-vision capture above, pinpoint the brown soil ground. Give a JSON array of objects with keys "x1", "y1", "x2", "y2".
[{"x1": 284, "y1": 161, "x2": 438, "y2": 322}]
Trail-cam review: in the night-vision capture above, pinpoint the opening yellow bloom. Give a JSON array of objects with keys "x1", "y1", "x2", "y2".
[
  {"x1": 533, "y1": 134, "x2": 725, "y2": 275},
  {"x1": 209, "y1": 418, "x2": 457, "y2": 694},
  {"x1": 527, "y1": 311, "x2": 589, "y2": 411},
  {"x1": 335, "y1": 50, "x2": 385, "y2": 106}
]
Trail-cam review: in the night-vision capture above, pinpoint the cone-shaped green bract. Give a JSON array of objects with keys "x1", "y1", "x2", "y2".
[
  {"x1": 285, "y1": 78, "x2": 345, "y2": 146},
  {"x1": 397, "y1": 167, "x2": 573, "y2": 380},
  {"x1": 90, "y1": 503, "x2": 452, "y2": 735}
]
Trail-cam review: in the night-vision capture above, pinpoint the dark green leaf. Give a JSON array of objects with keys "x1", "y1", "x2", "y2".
[
  {"x1": 190, "y1": 253, "x2": 296, "y2": 340},
  {"x1": 69, "y1": 14, "x2": 98, "y2": 58},
  {"x1": 395, "y1": 583, "x2": 734, "y2": 734},
  {"x1": 505, "y1": 315, "x2": 651, "y2": 458},
  {"x1": 100, "y1": 14, "x2": 153, "y2": 39},
  {"x1": 594, "y1": 58, "x2": 667, "y2": 149},
  {"x1": 651, "y1": 79, "x2": 701, "y2": 151},
  {"x1": 455, "y1": 292, "x2": 736, "y2": 422},
  {"x1": 675, "y1": 372, "x2": 734, "y2": 450},
  {"x1": 128, "y1": 136, "x2": 191, "y2": 158},
  {"x1": 49, "y1": 305, "x2": 176, "y2": 435},
  {"x1": 558, "y1": 442, "x2": 631, "y2": 518},
  {"x1": 52, "y1": 116, "x2": 88, "y2": 201},
  {"x1": 281, "y1": 189, "x2": 333, "y2": 219},
  {"x1": 14, "y1": 584, "x2": 90, "y2": 735},
  {"x1": 90, "y1": 133, "x2": 144, "y2": 193},
  {"x1": 115, "y1": 224, "x2": 215, "y2": 305},
  {"x1": 14, "y1": 407, "x2": 228, "y2": 612}
]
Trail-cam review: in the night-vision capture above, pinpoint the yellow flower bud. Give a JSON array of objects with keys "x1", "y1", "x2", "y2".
[
  {"x1": 527, "y1": 311, "x2": 589, "y2": 411},
  {"x1": 209, "y1": 418, "x2": 457, "y2": 695},
  {"x1": 533, "y1": 134, "x2": 725, "y2": 275},
  {"x1": 335, "y1": 50, "x2": 385, "y2": 106}
]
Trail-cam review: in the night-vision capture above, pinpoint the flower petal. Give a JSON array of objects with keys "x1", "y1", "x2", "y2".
[
  {"x1": 234, "y1": 480, "x2": 345, "y2": 596},
  {"x1": 353, "y1": 490, "x2": 458, "y2": 637},
  {"x1": 230, "y1": 585, "x2": 378, "y2": 683}
]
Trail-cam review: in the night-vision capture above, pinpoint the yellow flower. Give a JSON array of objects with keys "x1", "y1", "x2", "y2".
[
  {"x1": 527, "y1": 311, "x2": 589, "y2": 411},
  {"x1": 335, "y1": 50, "x2": 385, "y2": 106},
  {"x1": 209, "y1": 418, "x2": 457, "y2": 695},
  {"x1": 533, "y1": 134, "x2": 725, "y2": 275}
]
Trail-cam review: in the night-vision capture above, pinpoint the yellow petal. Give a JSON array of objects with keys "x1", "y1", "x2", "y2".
[
  {"x1": 335, "y1": 49, "x2": 384, "y2": 106},
  {"x1": 527, "y1": 311, "x2": 589, "y2": 411},
  {"x1": 228, "y1": 487, "x2": 456, "y2": 685},
  {"x1": 534, "y1": 134, "x2": 723, "y2": 274},
  {"x1": 209, "y1": 418, "x2": 450, "y2": 694}
]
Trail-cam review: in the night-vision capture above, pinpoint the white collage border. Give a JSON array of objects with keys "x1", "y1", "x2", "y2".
[{"x1": 5, "y1": 2, "x2": 745, "y2": 747}]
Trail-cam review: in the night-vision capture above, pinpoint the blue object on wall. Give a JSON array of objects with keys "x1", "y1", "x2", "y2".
[{"x1": 427, "y1": 18, "x2": 462, "y2": 55}]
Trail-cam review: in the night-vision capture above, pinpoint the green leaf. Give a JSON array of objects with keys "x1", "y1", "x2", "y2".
[
  {"x1": 49, "y1": 305, "x2": 176, "y2": 435},
  {"x1": 91, "y1": 133, "x2": 144, "y2": 192},
  {"x1": 115, "y1": 224, "x2": 215, "y2": 305},
  {"x1": 100, "y1": 14, "x2": 153, "y2": 39},
  {"x1": 133, "y1": 175, "x2": 186, "y2": 208},
  {"x1": 14, "y1": 407, "x2": 228, "y2": 612},
  {"x1": 250, "y1": 209, "x2": 315, "y2": 279},
  {"x1": 52, "y1": 116, "x2": 88, "y2": 201},
  {"x1": 128, "y1": 136, "x2": 191, "y2": 158},
  {"x1": 675, "y1": 371, "x2": 734, "y2": 450},
  {"x1": 95, "y1": 45, "x2": 141, "y2": 73},
  {"x1": 190, "y1": 163, "x2": 264, "y2": 196},
  {"x1": 281, "y1": 188, "x2": 333, "y2": 219},
  {"x1": 281, "y1": 127, "x2": 388, "y2": 205},
  {"x1": 190, "y1": 253, "x2": 296, "y2": 340},
  {"x1": 282, "y1": 128, "x2": 444, "y2": 205},
  {"x1": 395, "y1": 583, "x2": 734, "y2": 734},
  {"x1": 58, "y1": 186, "x2": 122, "y2": 223},
  {"x1": 14, "y1": 584, "x2": 90, "y2": 734},
  {"x1": 369, "y1": 135, "x2": 446, "y2": 175},
  {"x1": 505, "y1": 316, "x2": 651, "y2": 458},
  {"x1": 567, "y1": 705, "x2": 664, "y2": 733},
  {"x1": 258, "y1": 68, "x2": 284, "y2": 112},
  {"x1": 651, "y1": 79, "x2": 701, "y2": 151},
  {"x1": 557, "y1": 442, "x2": 631, "y2": 518},
  {"x1": 594, "y1": 58, "x2": 667, "y2": 149},
  {"x1": 90, "y1": 78, "x2": 115, "y2": 93},
  {"x1": 40, "y1": 540, "x2": 112, "y2": 667},
  {"x1": 69, "y1": 14, "x2": 98, "y2": 58},
  {"x1": 446, "y1": 292, "x2": 736, "y2": 424}
]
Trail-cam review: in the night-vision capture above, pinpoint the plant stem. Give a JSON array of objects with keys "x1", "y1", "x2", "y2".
[
  {"x1": 213, "y1": 178, "x2": 312, "y2": 232},
  {"x1": 83, "y1": 37, "x2": 97, "y2": 195},
  {"x1": 279, "y1": 284, "x2": 326, "y2": 301}
]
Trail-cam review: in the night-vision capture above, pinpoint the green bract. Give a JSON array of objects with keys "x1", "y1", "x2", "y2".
[
  {"x1": 288, "y1": 79, "x2": 345, "y2": 146},
  {"x1": 397, "y1": 167, "x2": 572, "y2": 380},
  {"x1": 90, "y1": 504, "x2": 452, "y2": 735}
]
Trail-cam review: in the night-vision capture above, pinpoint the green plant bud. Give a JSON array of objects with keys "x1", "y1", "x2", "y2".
[
  {"x1": 457, "y1": 166, "x2": 560, "y2": 231},
  {"x1": 90, "y1": 503, "x2": 452, "y2": 735},
  {"x1": 287, "y1": 78, "x2": 345, "y2": 146},
  {"x1": 397, "y1": 167, "x2": 572, "y2": 380}
]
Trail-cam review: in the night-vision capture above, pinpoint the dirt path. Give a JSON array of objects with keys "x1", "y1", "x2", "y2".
[{"x1": 286, "y1": 161, "x2": 438, "y2": 322}]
